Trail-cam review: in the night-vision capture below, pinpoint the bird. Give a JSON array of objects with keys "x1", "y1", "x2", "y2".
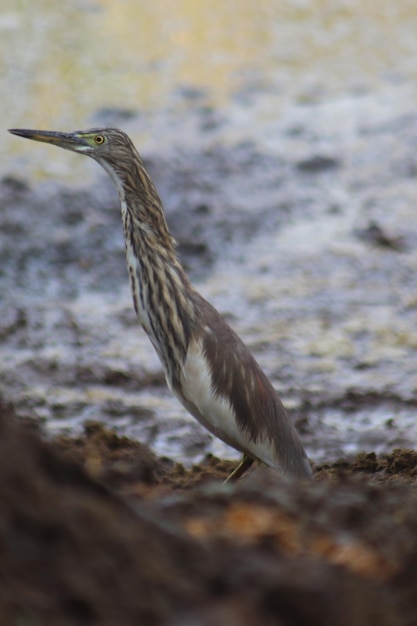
[{"x1": 9, "y1": 127, "x2": 312, "y2": 481}]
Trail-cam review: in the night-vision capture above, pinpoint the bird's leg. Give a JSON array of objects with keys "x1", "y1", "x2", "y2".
[{"x1": 223, "y1": 454, "x2": 254, "y2": 483}]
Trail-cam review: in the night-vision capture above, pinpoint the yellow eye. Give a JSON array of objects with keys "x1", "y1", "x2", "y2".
[{"x1": 94, "y1": 135, "x2": 105, "y2": 145}]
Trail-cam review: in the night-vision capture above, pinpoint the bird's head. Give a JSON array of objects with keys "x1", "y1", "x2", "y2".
[
  {"x1": 8, "y1": 127, "x2": 141, "y2": 194},
  {"x1": 8, "y1": 127, "x2": 135, "y2": 166}
]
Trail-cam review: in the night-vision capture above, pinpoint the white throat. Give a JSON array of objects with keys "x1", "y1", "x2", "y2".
[{"x1": 98, "y1": 158, "x2": 126, "y2": 203}]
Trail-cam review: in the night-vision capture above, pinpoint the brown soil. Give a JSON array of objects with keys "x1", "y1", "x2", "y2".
[{"x1": 2, "y1": 403, "x2": 417, "y2": 625}]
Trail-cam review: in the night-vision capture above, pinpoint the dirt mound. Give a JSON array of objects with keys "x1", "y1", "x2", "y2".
[
  {"x1": 2, "y1": 404, "x2": 417, "y2": 625},
  {"x1": 0, "y1": 404, "x2": 208, "y2": 625}
]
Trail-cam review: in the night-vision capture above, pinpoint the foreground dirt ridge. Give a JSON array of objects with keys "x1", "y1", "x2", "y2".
[{"x1": 1, "y1": 404, "x2": 417, "y2": 625}]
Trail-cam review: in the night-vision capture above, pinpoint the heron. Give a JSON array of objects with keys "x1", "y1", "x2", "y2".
[{"x1": 9, "y1": 127, "x2": 312, "y2": 481}]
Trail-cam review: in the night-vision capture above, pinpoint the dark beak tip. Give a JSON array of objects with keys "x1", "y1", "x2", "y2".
[{"x1": 8, "y1": 128, "x2": 37, "y2": 140}]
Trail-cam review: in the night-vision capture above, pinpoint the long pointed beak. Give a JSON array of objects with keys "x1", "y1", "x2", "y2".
[{"x1": 8, "y1": 128, "x2": 89, "y2": 153}]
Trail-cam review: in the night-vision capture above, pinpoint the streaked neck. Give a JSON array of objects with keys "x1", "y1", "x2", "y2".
[{"x1": 102, "y1": 154, "x2": 197, "y2": 383}]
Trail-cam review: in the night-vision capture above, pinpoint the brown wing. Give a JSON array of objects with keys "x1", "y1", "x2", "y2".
[{"x1": 196, "y1": 295, "x2": 311, "y2": 478}]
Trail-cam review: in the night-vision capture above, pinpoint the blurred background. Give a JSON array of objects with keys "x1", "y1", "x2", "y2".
[
  {"x1": 2, "y1": 1, "x2": 417, "y2": 465},
  {"x1": 3, "y1": 0, "x2": 417, "y2": 180}
]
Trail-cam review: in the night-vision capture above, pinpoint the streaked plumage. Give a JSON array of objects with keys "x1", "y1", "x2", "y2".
[{"x1": 9, "y1": 127, "x2": 312, "y2": 480}]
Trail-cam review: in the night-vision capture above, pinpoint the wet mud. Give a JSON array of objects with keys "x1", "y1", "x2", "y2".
[{"x1": 2, "y1": 404, "x2": 417, "y2": 625}]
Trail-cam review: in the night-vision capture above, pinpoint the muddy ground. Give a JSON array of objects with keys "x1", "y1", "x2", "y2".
[{"x1": 1, "y1": 403, "x2": 417, "y2": 625}]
